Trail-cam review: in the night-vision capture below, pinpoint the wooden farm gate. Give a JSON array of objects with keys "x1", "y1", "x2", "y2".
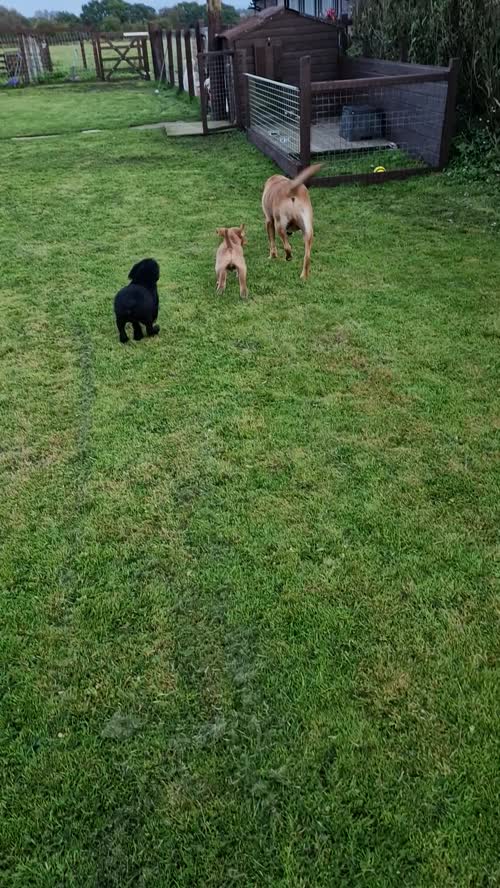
[{"x1": 93, "y1": 34, "x2": 151, "y2": 81}]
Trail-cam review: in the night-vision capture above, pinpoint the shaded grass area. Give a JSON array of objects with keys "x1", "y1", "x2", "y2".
[
  {"x1": 0, "y1": 81, "x2": 198, "y2": 139},
  {"x1": 0, "y1": 117, "x2": 499, "y2": 887}
]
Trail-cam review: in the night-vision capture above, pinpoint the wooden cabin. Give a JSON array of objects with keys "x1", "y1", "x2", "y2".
[{"x1": 219, "y1": 7, "x2": 341, "y2": 122}]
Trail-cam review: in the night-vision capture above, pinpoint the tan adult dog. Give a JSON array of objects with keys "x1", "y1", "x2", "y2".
[
  {"x1": 261, "y1": 163, "x2": 322, "y2": 279},
  {"x1": 215, "y1": 225, "x2": 248, "y2": 299}
]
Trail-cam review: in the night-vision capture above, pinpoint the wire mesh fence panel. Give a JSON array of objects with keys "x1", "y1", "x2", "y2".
[
  {"x1": 0, "y1": 35, "x2": 23, "y2": 83},
  {"x1": 311, "y1": 81, "x2": 448, "y2": 175},
  {"x1": 47, "y1": 33, "x2": 97, "y2": 80},
  {"x1": 246, "y1": 73, "x2": 300, "y2": 157},
  {"x1": 203, "y1": 53, "x2": 236, "y2": 123},
  {"x1": 0, "y1": 31, "x2": 98, "y2": 82},
  {"x1": 0, "y1": 30, "x2": 156, "y2": 83}
]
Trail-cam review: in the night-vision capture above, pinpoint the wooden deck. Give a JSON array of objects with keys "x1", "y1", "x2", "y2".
[{"x1": 311, "y1": 118, "x2": 393, "y2": 154}]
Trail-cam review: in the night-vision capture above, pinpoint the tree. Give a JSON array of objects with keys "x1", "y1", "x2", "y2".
[
  {"x1": 54, "y1": 10, "x2": 82, "y2": 23},
  {"x1": 157, "y1": 1, "x2": 240, "y2": 28},
  {"x1": 101, "y1": 14, "x2": 122, "y2": 28},
  {"x1": 158, "y1": 2, "x2": 205, "y2": 28},
  {"x1": 0, "y1": 4, "x2": 29, "y2": 29},
  {"x1": 221, "y1": 2, "x2": 239, "y2": 25},
  {"x1": 81, "y1": 0, "x2": 130, "y2": 24},
  {"x1": 128, "y1": 2, "x2": 156, "y2": 19},
  {"x1": 81, "y1": 0, "x2": 156, "y2": 24},
  {"x1": 31, "y1": 8, "x2": 81, "y2": 25}
]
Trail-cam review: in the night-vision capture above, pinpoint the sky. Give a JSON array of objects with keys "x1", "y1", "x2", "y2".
[{"x1": 11, "y1": 0, "x2": 248, "y2": 16}]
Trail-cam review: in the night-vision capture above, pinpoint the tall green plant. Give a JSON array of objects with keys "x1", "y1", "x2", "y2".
[{"x1": 353, "y1": 0, "x2": 500, "y2": 129}]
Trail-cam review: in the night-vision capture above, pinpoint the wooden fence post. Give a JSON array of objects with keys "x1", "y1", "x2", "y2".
[
  {"x1": 184, "y1": 29, "x2": 194, "y2": 98},
  {"x1": 157, "y1": 28, "x2": 166, "y2": 82},
  {"x1": 91, "y1": 34, "x2": 101, "y2": 78},
  {"x1": 207, "y1": 0, "x2": 221, "y2": 51},
  {"x1": 198, "y1": 52, "x2": 209, "y2": 134},
  {"x1": 175, "y1": 29, "x2": 184, "y2": 91},
  {"x1": 195, "y1": 20, "x2": 203, "y2": 54},
  {"x1": 18, "y1": 33, "x2": 29, "y2": 83},
  {"x1": 147, "y1": 23, "x2": 159, "y2": 79},
  {"x1": 92, "y1": 33, "x2": 105, "y2": 80},
  {"x1": 299, "y1": 55, "x2": 311, "y2": 168},
  {"x1": 43, "y1": 38, "x2": 53, "y2": 73},
  {"x1": 166, "y1": 30, "x2": 175, "y2": 85},
  {"x1": 234, "y1": 49, "x2": 247, "y2": 129},
  {"x1": 439, "y1": 57, "x2": 460, "y2": 169},
  {"x1": 149, "y1": 24, "x2": 166, "y2": 83},
  {"x1": 79, "y1": 37, "x2": 88, "y2": 69},
  {"x1": 141, "y1": 37, "x2": 150, "y2": 80}
]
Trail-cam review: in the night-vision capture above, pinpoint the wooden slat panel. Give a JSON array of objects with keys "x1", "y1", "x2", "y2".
[
  {"x1": 312, "y1": 71, "x2": 450, "y2": 92},
  {"x1": 341, "y1": 56, "x2": 447, "y2": 77}
]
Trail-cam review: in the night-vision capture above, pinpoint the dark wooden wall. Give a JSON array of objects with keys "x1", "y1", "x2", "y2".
[{"x1": 227, "y1": 16, "x2": 339, "y2": 83}]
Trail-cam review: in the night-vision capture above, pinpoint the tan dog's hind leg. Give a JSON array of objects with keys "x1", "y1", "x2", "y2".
[
  {"x1": 266, "y1": 220, "x2": 278, "y2": 259},
  {"x1": 216, "y1": 269, "x2": 227, "y2": 294},
  {"x1": 238, "y1": 266, "x2": 248, "y2": 300},
  {"x1": 277, "y1": 226, "x2": 293, "y2": 261},
  {"x1": 300, "y1": 231, "x2": 313, "y2": 280}
]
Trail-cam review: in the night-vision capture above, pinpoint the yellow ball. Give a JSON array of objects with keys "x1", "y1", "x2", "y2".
[{"x1": 374, "y1": 166, "x2": 386, "y2": 173}]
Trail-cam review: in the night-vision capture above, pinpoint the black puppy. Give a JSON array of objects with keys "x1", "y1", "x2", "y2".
[{"x1": 114, "y1": 258, "x2": 160, "y2": 344}]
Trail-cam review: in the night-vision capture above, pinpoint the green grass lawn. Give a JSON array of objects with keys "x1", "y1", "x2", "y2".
[
  {"x1": 1, "y1": 85, "x2": 499, "y2": 887},
  {"x1": 0, "y1": 81, "x2": 198, "y2": 139}
]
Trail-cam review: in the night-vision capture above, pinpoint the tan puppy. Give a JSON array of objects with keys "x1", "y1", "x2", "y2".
[
  {"x1": 215, "y1": 225, "x2": 248, "y2": 299},
  {"x1": 261, "y1": 163, "x2": 322, "y2": 280}
]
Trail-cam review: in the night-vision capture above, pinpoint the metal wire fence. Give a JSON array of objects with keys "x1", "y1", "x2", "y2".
[
  {"x1": 246, "y1": 73, "x2": 300, "y2": 157},
  {"x1": 0, "y1": 31, "x2": 97, "y2": 82},
  {"x1": 203, "y1": 52, "x2": 236, "y2": 122},
  {"x1": 311, "y1": 82, "x2": 447, "y2": 173},
  {"x1": 48, "y1": 33, "x2": 97, "y2": 80},
  {"x1": 245, "y1": 70, "x2": 448, "y2": 176}
]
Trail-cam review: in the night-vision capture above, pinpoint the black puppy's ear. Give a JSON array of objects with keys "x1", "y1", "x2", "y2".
[
  {"x1": 128, "y1": 260, "x2": 143, "y2": 282},
  {"x1": 128, "y1": 259, "x2": 159, "y2": 284}
]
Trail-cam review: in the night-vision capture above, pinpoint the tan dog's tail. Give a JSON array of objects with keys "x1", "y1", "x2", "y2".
[
  {"x1": 288, "y1": 163, "x2": 322, "y2": 196},
  {"x1": 216, "y1": 227, "x2": 232, "y2": 249}
]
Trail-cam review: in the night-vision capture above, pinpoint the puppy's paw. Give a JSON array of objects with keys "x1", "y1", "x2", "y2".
[
  {"x1": 152, "y1": 325, "x2": 160, "y2": 336},
  {"x1": 285, "y1": 252, "x2": 293, "y2": 262},
  {"x1": 119, "y1": 335, "x2": 129, "y2": 344}
]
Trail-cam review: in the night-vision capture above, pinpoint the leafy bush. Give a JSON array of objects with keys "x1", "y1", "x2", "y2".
[{"x1": 449, "y1": 116, "x2": 500, "y2": 179}]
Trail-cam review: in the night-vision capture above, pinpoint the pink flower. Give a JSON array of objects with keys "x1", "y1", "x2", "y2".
[{"x1": 325, "y1": 7, "x2": 337, "y2": 20}]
